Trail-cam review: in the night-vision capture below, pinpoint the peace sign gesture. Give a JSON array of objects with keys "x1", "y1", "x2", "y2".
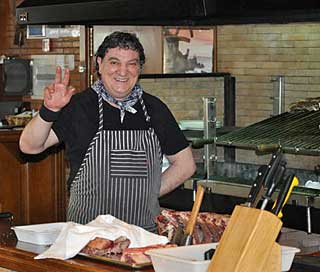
[{"x1": 43, "y1": 66, "x2": 76, "y2": 111}]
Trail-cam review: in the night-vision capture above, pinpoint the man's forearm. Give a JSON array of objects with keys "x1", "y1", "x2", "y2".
[
  {"x1": 159, "y1": 147, "x2": 196, "y2": 197},
  {"x1": 19, "y1": 114, "x2": 58, "y2": 154},
  {"x1": 160, "y1": 165, "x2": 187, "y2": 196}
]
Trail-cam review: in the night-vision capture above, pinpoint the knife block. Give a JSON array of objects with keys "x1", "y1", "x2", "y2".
[{"x1": 207, "y1": 205, "x2": 282, "y2": 272}]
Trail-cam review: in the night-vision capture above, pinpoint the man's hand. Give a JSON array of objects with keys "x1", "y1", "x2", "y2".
[{"x1": 44, "y1": 66, "x2": 76, "y2": 111}]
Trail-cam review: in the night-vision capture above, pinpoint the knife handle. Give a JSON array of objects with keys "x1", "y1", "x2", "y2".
[
  {"x1": 185, "y1": 185, "x2": 205, "y2": 235},
  {"x1": 264, "y1": 150, "x2": 284, "y2": 189},
  {"x1": 245, "y1": 165, "x2": 268, "y2": 207},
  {"x1": 272, "y1": 175, "x2": 299, "y2": 218},
  {"x1": 260, "y1": 162, "x2": 286, "y2": 210}
]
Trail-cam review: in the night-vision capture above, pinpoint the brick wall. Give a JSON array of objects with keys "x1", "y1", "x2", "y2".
[
  {"x1": 140, "y1": 77, "x2": 225, "y2": 122},
  {"x1": 218, "y1": 23, "x2": 320, "y2": 127},
  {"x1": 216, "y1": 23, "x2": 320, "y2": 171}
]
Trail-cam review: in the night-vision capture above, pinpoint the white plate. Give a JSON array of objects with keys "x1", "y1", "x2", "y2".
[
  {"x1": 147, "y1": 243, "x2": 300, "y2": 272},
  {"x1": 12, "y1": 222, "x2": 66, "y2": 245}
]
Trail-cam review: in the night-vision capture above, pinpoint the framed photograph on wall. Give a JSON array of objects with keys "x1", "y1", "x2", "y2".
[
  {"x1": 93, "y1": 26, "x2": 163, "y2": 74},
  {"x1": 163, "y1": 27, "x2": 216, "y2": 74},
  {"x1": 26, "y1": 25, "x2": 46, "y2": 39}
]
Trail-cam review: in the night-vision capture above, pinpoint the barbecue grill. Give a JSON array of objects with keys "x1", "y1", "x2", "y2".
[
  {"x1": 217, "y1": 110, "x2": 320, "y2": 156},
  {"x1": 167, "y1": 109, "x2": 320, "y2": 235}
]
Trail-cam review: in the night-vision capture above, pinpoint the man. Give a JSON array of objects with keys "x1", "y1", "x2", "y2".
[{"x1": 20, "y1": 31, "x2": 196, "y2": 232}]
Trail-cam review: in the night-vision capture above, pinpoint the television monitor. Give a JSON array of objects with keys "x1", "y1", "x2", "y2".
[{"x1": 0, "y1": 59, "x2": 33, "y2": 100}]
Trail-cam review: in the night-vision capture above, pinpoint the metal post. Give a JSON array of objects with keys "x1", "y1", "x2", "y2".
[
  {"x1": 223, "y1": 75, "x2": 236, "y2": 162},
  {"x1": 271, "y1": 75, "x2": 285, "y2": 116},
  {"x1": 306, "y1": 196, "x2": 314, "y2": 234},
  {"x1": 203, "y1": 96, "x2": 217, "y2": 180}
]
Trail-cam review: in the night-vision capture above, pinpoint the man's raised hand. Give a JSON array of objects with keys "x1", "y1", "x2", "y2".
[{"x1": 43, "y1": 66, "x2": 76, "y2": 111}]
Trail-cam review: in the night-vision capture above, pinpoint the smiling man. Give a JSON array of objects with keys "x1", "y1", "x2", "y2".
[{"x1": 19, "y1": 31, "x2": 196, "y2": 232}]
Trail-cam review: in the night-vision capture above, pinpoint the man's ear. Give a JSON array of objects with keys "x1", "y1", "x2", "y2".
[
  {"x1": 96, "y1": 57, "x2": 102, "y2": 66},
  {"x1": 96, "y1": 57, "x2": 103, "y2": 72}
]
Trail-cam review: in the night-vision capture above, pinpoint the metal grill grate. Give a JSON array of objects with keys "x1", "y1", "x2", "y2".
[{"x1": 217, "y1": 110, "x2": 320, "y2": 155}]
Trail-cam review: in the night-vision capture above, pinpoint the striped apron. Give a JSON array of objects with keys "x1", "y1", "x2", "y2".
[{"x1": 67, "y1": 94, "x2": 162, "y2": 232}]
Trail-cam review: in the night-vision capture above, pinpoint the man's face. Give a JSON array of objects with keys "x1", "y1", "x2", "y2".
[{"x1": 97, "y1": 47, "x2": 140, "y2": 100}]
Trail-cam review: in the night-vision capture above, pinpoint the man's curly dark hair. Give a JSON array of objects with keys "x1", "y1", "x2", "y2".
[{"x1": 95, "y1": 31, "x2": 146, "y2": 78}]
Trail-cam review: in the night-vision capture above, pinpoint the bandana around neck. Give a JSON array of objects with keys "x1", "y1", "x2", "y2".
[{"x1": 91, "y1": 80, "x2": 143, "y2": 123}]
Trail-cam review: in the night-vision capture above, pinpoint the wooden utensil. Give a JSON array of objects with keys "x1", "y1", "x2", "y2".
[{"x1": 172, "y1": 185, "x2": 205, "y2": 246}]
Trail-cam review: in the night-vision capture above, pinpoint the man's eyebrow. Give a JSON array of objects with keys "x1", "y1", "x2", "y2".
[
  {"x1": 106, "y1": 56, "x2": 120, "y2": 61},
  {"x1": 106, "y1": 57, "x2": 139, "y2": 63},
  {"x1": 127, "y1": 59, "x2": 140, "y2": 64}
]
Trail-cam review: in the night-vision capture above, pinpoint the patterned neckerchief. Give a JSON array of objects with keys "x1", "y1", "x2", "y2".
[{"x1": 91, "y1": 79, "x2": 142, "y2": 123}]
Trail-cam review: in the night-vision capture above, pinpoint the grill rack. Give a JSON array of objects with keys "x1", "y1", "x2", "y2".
[{"x1": 217, "y1": 110, "x2": 320, "y2": 156}]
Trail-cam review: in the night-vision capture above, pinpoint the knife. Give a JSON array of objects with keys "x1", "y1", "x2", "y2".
[
  {"x1": 245, "y1": 149, "x2": 285, "y2": 208},
  {"x1": 263, "y1": 149, "x2": 284, "y2": 188},
  {"x1": 260, "y1": 160, "x2": 286, "y2": 210},
  {"x1": 272, "y1": 175, "x2": 299, "y2": 218},
  {"x1": 245, "y1": 165, "x2": 268, "y2": 208}
]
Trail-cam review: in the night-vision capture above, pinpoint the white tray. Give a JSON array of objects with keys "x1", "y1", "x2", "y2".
[
  {"x1": 147, "y1": 243, "x2": 300, "y2": 272},
  {"x1": 179, "y1": 120, "x2": 222, "y2": 131},
  {"x1": 179, "y1": 120, "x2": 204, "y2": 131},
  {"x1": 12, "y1": 222, "x2": 66, "y2": 245}
]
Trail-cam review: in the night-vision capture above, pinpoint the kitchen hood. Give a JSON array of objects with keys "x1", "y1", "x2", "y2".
[
  {"x1": 16, "y1": 0, "x2": 320, "y2": 26},
  {"x1": 16, "y1": 0, "x2": 215, "y2": 26}
]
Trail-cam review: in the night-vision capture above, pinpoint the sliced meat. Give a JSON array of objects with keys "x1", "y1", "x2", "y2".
[
  {"x1": 80, "y1": 236, "x2": 175, "y2": 265},
  {"x1": 289, "y1": 97, "x2": 320, "y2": 112},
  {"x1": 80, "y1": 236, "x2": 130, "y2": 256},
  {"x1": 120, "y1": 244, "x2": 177, "y2": 264},
  {"x1": 83, "y1": 237, "x2": 113, "y2": 249},
  {"x1": 156, "y1": 209, "x2": 230, "y2": 245}
]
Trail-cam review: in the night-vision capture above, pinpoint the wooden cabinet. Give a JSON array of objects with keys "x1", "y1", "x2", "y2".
[{"x1": 0, "y1": 130, "x2": 66, "y2": 225}]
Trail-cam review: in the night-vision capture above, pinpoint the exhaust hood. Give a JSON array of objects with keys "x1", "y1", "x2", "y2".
[
  {"x1": 16, "y1": 0, "x2": 215, "y2": 26},
  {"x1": 16, "y1": 0, "x2": 320, "y2": 26}
]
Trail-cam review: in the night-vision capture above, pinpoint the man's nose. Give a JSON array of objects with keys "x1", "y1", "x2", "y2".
[{"x1": 117, "y1": 64, "x2": 128, "y2": 75}]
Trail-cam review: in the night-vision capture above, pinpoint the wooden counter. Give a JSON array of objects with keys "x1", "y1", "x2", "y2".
[
  {"x1": 0, "y1": 236, "x2": 319, "y2": 272},
  {"x1": 0, "y1": 129, "x2": 66, "y2": 225},
  {"x1": 0, "y1": 233, "x2": 317, "y2": 272},
  {"x1": 0, "y1": 236, "x2": 154, "y2": 272}
]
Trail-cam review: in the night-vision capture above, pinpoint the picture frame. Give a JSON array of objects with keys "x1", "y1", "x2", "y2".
[
  {"x1": 163, "y1": 27, "x2": 216, "y2": 74},
  {"x1": 26, "y1": 25, "x2": 46, "y2": 39},
  {"x1": 93, "y1": 26, "x2": 163, "y2": 74}
]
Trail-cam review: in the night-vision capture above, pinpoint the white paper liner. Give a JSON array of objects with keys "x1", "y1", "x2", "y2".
[{"x1": 35, "y1": 214, "x2": 169, "y2": 260}]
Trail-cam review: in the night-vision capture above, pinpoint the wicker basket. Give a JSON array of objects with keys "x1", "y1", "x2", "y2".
[{"x1": 5, "y1": 115, "x2": 32, "y2": 126}]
